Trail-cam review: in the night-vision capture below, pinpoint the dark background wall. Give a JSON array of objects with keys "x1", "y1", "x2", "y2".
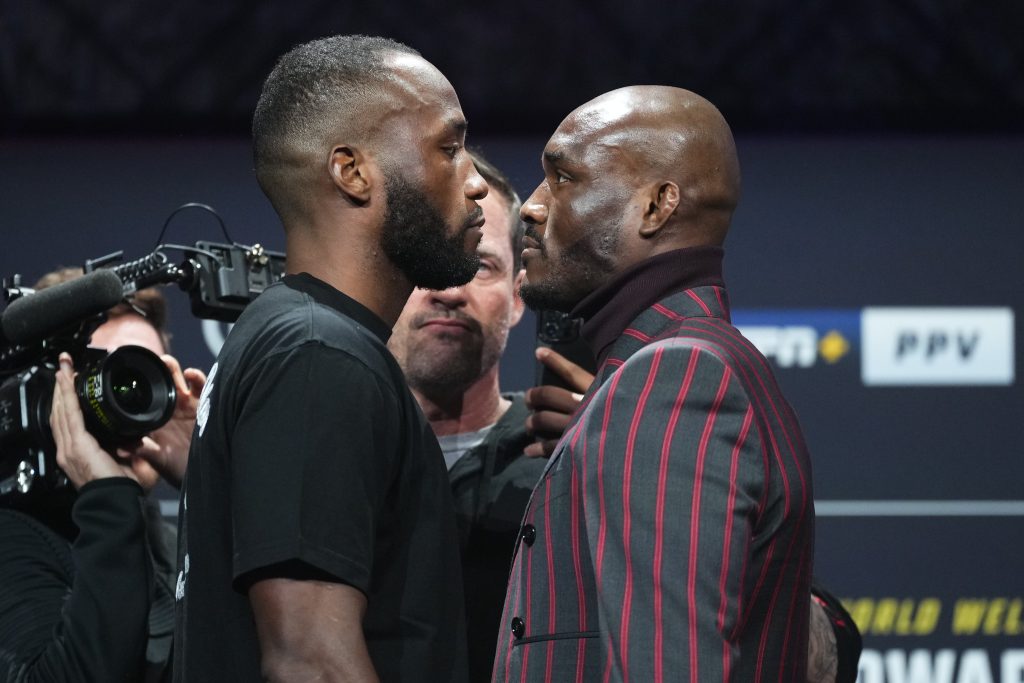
[
  {"x1": 3, "y1": 1, "x2": 1022, "y2": 137},
  {"x1": 2, "y1": 3, "x2": 1022, "y2": 680}
]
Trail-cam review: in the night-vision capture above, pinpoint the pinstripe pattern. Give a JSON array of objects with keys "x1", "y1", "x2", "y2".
[{"x1": 493, "y1": 285, "x2": 814, "y2": 682}]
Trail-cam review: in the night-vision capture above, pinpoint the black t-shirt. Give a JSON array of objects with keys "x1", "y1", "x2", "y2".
[{"x1": 173, "y1": 273, "x2": 468, "y2": 682}]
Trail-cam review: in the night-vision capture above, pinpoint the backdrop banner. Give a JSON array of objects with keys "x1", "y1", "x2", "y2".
[{"x1": 3, "y1": 135, "x2": 1020, "y2": 683}]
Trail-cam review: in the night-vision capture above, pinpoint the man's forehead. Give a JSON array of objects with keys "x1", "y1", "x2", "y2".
[
  {"x1": 574, "y1": 91, "x2": 639, "y2": 130},
  {"x1": 544, "y1": 117, "x2": 630, "y2": 166},
  {"x1": 550, "y1": 85, "x2": 684, "y2": 147},
  {"x1": 545, "y1": 92, "x2": 678, "y2": 168},
  {"x1": 387, "y1": 50, "x2": 441, "y2": 81},
  {"x1": 92, "y1": 314, "x2": 164, "y2": 354},
  {"x1": 385, "y1": 52, "x2": 458, "y2": 105},
  {"x1": 365, "y1": 67, "x2": 466, "y2": 146}
]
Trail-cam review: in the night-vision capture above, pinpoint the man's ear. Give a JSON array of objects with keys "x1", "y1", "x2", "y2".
[
  {"x1": 509, "y1": 268, "x2": 526, "y2": 328},
  {"x1": 329, "y1": 145, "x2": 373, "y2": 204},
  {"x1": 638, "y1": 181, "x2": 680, "y2": 238}
]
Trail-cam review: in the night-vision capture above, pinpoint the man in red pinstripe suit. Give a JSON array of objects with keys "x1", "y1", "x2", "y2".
[{"x1": 493, "y1": 86, "x2": 815, "y2": 682}]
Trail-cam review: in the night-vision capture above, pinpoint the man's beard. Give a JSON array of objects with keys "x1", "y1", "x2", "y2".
[
  {"x1": 519, "y1": 228, "x2": 618, "y2": 313},
  {"x1": 519, "y1": 275, "x2": 580, "y2": 313},
  {"x1": 380, "y1": 170, "x2": 479, "y2": 290}
]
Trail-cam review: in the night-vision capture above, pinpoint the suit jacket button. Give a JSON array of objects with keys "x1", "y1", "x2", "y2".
[
  {"x1": 521, "y1": 524, "x2": 537, "y2": 547},
  {"x1": 511, "y1": 617, "x2": 525, "y2": 639}
]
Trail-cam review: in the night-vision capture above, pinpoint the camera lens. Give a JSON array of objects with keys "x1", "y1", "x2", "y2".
[
  {"x1": 110, "y1": 367, "x2": 153, "y2": 414},
  {"x1": 77, "y1": 345, "x2": 176, "y2": 441}
]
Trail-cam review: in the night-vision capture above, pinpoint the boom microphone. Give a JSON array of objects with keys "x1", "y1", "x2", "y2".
[{"x1": 1, "y1": 269, "x2": 124, "y2": 346}]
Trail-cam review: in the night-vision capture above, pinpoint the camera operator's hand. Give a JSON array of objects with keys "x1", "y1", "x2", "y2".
[
  {"x1": 524, "y1": 347, "x2": 595, "y2": 457},
  {"x1": 50, "y1": 352, "x2": 139, "y2": 488},
  {"x1": 118, "y1": 354, "x2": 206, "y2": 489}
]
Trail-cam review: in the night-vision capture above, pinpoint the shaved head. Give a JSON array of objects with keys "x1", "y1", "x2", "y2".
[
  {"x1": 519, "y1": 85, "x2": 742, "y2": 311},
  {"x1": 559, "y1": 86, "x2": 741, "y2": 247}
]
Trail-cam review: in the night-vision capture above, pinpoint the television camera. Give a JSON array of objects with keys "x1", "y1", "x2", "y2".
[{"x1": 0, "y1": 236, "x2": 285, "y2": 499}]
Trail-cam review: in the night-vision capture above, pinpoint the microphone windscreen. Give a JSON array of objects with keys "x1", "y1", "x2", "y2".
[{"x1": 1, "y1": 269, "x2": 124, "y2": 346}]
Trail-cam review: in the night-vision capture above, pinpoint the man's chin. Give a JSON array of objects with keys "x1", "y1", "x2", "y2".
[
  {"x1": 408, "y1": 254, "x2": 479, "y2": 290},
  {"x1": 408, "y1": 353, "x2": 485, "y2": 395},
  {"x1": 520, "y1": 279, "x2": 576, "y2": 313},
  {"x1": 414, "y1": 333, "x2": 479, "y2": 358},
  {"x1": 418, "y1": 328, "x2": 471, "y2": 346}
]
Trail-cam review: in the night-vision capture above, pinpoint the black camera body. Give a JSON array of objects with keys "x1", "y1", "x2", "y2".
[{"x1": 0, "y1": 363, "x2": 58, "y2": 495}]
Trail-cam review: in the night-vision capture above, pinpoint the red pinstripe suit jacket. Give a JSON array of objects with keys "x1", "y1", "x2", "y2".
[{"x1": 493, "y1": 285, "x2": 814, "y2": 682}]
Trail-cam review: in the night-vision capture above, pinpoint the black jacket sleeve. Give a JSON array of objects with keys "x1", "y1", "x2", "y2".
[{"x1": 0, "y1": 478, "x2": 154, "y2": 683}]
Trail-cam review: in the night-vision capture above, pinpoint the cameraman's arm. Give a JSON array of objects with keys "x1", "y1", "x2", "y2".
[{"x1": 0, "y1": 356, "x2": 153, "y2": 682}]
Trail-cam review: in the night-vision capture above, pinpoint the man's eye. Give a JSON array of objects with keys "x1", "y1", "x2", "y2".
[
  {"x1": 554, "y1": 171, "x2": 571, "y2": 184},
  {"x1": 443, "y1": 144, "x2": 461, "y2": 158}
]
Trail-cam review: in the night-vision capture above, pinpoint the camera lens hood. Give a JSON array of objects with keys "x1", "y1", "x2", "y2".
[{"x1": 77, "y1": 345, "x2": 177, "y2": 439}]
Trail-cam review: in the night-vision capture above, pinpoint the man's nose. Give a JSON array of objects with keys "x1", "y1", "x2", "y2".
[
  {"x1": 464, "y1": 162, "x2": 488, "y2": 200},
  {"x1": 520, "y1": 189, "x2": 548, "y2": 225},
  {"x1": 429, "y1": 285, "x2": 468, "y2": 307}
]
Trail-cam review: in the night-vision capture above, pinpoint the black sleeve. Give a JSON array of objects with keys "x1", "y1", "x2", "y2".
[
  {"x1": 230, "y1": 343, "x2": 401, "y2": 595},
  {"x1": 0, "y1": 478, "x2": 153, "y2": 683}
]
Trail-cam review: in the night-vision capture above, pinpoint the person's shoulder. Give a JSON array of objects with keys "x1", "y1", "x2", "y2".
[
  {"x1": 606, "y1": 330, "x2": 756, "y2": 403},
  {"x1": 656, "y1": 315, "x2": 766, "y2": 372},
  {"x1": 228, "y1": 282, "x2": 385, "y2": 366},
  {"x1": 240, "y1": 278, "x2": 305, "y2": 312},
  {"x1": 274, "y1": 281, "x2": 387, "y2": 356},
  {"x1": 225, "y1": 281, "x2": 314, "y2": 351},
  {"x1": 622, "y1": 330, "x2": 734, "y2": 371}
]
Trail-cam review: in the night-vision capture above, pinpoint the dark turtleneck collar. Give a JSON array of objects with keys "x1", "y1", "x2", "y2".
[{"x1": 571, "y1": 246, "x2": 725, "y2": 365}]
